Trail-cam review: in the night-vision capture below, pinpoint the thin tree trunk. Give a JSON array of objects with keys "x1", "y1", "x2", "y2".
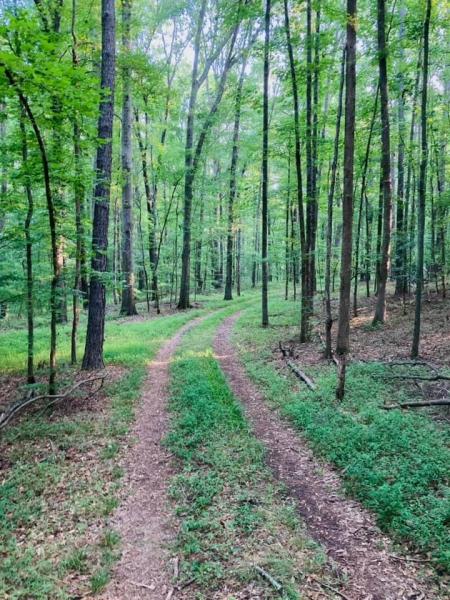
[
  {"x1": 82, "y1": 0, "x2": 116, "y2": 370},
  {"x1": 411, "y1": 0, "x2": 431, "y2": 358},
  {"x1": 261, "y1": 0, "x2": 271, "y2": 327},
  {"x1": 224, "y1": 59, "x2": 246, "y2": 300},
  {"x1": 336, "y1": 0, "x2": 356, "y2": 400},
  {"x1": 373, "y1": 0, "x2": 393, "y2": 325},
  {"x1": 120, "y1": 0, "x2": 137, "y2": 316},
  {"x1": 353, "y1": 87, "x2": 379, "y2": 316},
  {"x1": 324, "y1": 47, "x2": 345, "y2": 359},
  {"x1": 20, "y1": 114, "x2": 35, "y2": 384},
  {"x1": 283, "y1": 0, "x2": 307, "y2": 337}
]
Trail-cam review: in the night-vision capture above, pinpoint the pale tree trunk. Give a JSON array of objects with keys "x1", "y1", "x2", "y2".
[
  {"x1": 261, "y1": 0, "x2": 271, "y2": 327},
  {"x1": 411, "y1": 0, "x2": 431, "y2": 358},
  {"x1": 336, "y1": 0, "x2": 356, "y2": 401},
  {"x1": 82, "y1": 0, "x2": 116, "y2": 370},
  {"x1": 120, "y1": 0, "x2": 137, "y2": 316},
  {"x1": 373, "y1": 0, "x2": 393, "y2": 325}
]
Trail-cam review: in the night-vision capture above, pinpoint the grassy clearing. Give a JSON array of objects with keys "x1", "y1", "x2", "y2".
[
  {"x1": 166, "y1": 305, "x2": 337, "y2": 599},
  {"x1": 0, "y1": 304, "x2": 219, "y2": 599},
  {"x1": 233, "y1": 295, "x2": 450, "y2": 575}
]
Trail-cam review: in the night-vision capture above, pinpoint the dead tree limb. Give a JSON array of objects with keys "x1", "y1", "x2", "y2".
[
  {"x1": 382, "y1": 374, "x2": 450, "y2": 382},
  {"x1": 255, "y1": 565, "x2": 283, "y2": 593},
  {"x1": 279, "y1": 343, "x2": 316, "y2": 391},
  {"x1": 383, "y1": 399, "x2": 450, "y2": 410},
  {"x1": 0, "y1": 375, "x2": 105, "y2": 431}
]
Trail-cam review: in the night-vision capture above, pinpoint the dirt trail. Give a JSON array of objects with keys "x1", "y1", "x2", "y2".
[
  {"x1": 214, "y1": 312, "x2": 436, "y2": 600},
  {"x1": 102, "y1": 315, "x2": 206, "y2": 600}
]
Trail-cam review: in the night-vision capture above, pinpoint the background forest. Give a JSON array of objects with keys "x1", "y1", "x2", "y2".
[{"x1": 0, "y1": 0, "x2": 449, "y2": 598}]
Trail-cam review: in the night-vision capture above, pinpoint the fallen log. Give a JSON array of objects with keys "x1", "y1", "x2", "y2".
[
  {"x1": 278, "y1": 342, "x2": 316, "y2": 391},
  {"x1": 255, "y1": 565, "x2": 283, "y2": 593},
  {"x1": 382, "y1": 399, "x2": 450, "y2": 410}
]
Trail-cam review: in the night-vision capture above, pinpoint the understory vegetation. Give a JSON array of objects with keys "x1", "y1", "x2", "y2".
[
  {"x1": 234, "y1": 297, "x2": 450, "y2": 578},
  {"x1": 0, "y1": 306, "x2": 209, "y2": 598}
]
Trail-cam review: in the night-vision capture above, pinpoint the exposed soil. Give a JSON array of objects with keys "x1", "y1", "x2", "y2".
[
  {"x1": 101, "y1": 315, "x2": 206, "y2": 600},
  {"x1": 214, "y1": 312, "x2": 439, "y2": 600}
]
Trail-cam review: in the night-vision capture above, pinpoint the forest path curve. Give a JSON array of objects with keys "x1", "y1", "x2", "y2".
[
  {"x1": 102, "y1": 314, "x2": 208, "y2": 600},
  {"x1": 213, "y1": 312, "x2": 435, "y2": 600}
]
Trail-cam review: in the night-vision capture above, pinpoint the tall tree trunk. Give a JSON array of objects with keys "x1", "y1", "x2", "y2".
[
  {"x1": 261, "y1": 0, "x2": 271, "y2": 327},
  {"x1": 324, "y1": 47, "x2": 345, "y2": 359},
  {"x1": 283, "y1": 0, "x2": 307, "y2": 338},
  {"x1": 82, "y1": 0, "x2": 116, "y2": 370},
  {"x1": 120, "y1": 0, "x2": 137, "y2": 316},
  {"x1": 285, "y1": 147, "x2": 291, "y2": 301},
  {"x1": 394, "y1": 7, "x2": 407, "y2": 297},
  {"x1": 224, "y1": 60, "x2": 246, "y2": 300},
  {"x1": 71, "y1": 0, "x2": 86, "y2": 363},
  {"x1": 335, "y1": 0, "x2": 356, "y2": 400},
  {"x1": 373, "y1": 0, "x2": 393, "y2": 325},
  {"x1": 353, "y1": 87, "x2": 379, "y2": 316},
  {"x1": 20, "y1": 114, "x2": 35, "y2": 384},
  {"x1": 411, "y1": 0, "x2": 431, "y2": 358}
]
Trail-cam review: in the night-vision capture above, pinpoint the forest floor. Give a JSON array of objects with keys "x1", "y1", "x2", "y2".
[{"x1": 0, "y1": 288, "x2": 449, "y2": 599}]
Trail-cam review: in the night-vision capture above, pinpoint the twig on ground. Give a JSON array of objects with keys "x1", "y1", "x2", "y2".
[
  {"x1": 255, "y1": 565, "x2": 283, "y2": 592},
  {"x1": 130, "y1": 580, "x2": 155, "y2": 590},
  {"x1": 388, "y1": 553, "x2": 434, "y2": 564},
  {"x1": 309, "y1": 576, "x2": 352, "y2": 600},
  {"x1": 0, "y1": 375, "x2": 105, "y2": 431}
]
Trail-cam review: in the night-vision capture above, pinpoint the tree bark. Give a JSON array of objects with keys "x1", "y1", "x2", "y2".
[
  {"x1": 82, "y1": 0, "x2": 116, "y2": 370},
  {"x1": 335, "y1": 0, "x2": 356, "y2": 400},
  {"x1": 261, "y1": 0, "x2": 271, "y2": 327},
  {"x1": 411, "y1": 0, "x2": 431, "y2": 358},
  {"x1": 20, "y1": 114, "x2": 35, "y2": 384},
  {"x1": 373, "y1": 0, "x2": 393, "y2": 325},
  {"x1": 224, "y1": 59, "x2": 246, "y2": 300},
  {"x1": 120, "y1": 0, "x2": 137, "y2": 316},
  {"x1": 324, "y1": 47, "x2": 345, "y2": 359}
]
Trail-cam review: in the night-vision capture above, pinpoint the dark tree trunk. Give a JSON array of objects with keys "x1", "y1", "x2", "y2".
[
  {"x1": 224, "y1": 60, "x2": 246, "y2": 300},
  {"x1": 261, "y1": 0, "x2": 271, "y2": 327},
  {"x1": 336, "y1": 0, "x2": 356, "y2": 400},
  {"x1": 324, "y1": 47, "x2": 345, "y2": 359},
  {"x1": 373, "y1": 0, "x2": 393, "y2": 325},
  {"x1": 411, "y1": 0, "x2": 431, "y2": 358},
  {"x1": 20, "y1": 114, "x2": 35, "y2": 384},
  {"x1": 283, "y1": 0, "x2": 307, "y2": 339},
  {"x1": 82, "y1": 0, "x2": 116, "y2": 370},
  {"x1": 353, "y1": 87, "x2": 379, "y2": 316}
]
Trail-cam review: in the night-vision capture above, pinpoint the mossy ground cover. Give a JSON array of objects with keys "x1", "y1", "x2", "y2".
[
  {"x1": 0, "y1": 300, "x2": 222, "y2": 599},
  {"x1": 166, "y1": 305, "x2": 337, "y2": 599},
  {"x1": 233, "y1": 295, "x2": 450, "y2": 576}
]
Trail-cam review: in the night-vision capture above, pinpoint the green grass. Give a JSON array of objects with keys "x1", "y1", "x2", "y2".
[
  {"x1": 166, "y1": 305, "x2": 335, "y2": 598},
  {"x1": 0, "y1": 299, "x2": 231, "y2": 599},
  {"x1": 234, "y1": 296, "x2": 450, "y2": 574}
]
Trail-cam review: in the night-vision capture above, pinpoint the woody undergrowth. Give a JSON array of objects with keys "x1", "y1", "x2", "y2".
[
  {"x1": 166, "y1": 306, "x2": 340, "y2": 599},
  {"x1": 233, "y1": 297, "x2": 450, "y2": 585}
]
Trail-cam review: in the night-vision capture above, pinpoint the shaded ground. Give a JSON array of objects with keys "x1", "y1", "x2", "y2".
[
  {"x1": 281, "y1": 290, "x2": 449, "y2": 368},
  {"x1": 214, "y1": 312, "x2": 439, "y2": 600}
]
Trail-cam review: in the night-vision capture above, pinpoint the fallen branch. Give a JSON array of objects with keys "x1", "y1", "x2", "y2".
[
  {"x1": 383, "y1": 374, "x2": 450, "y2": 382},
  {"x1": 381, "y1": 359, "x2": 439, "y2": 372},
  {"x1": 383, "y1": 399, "x2": 450, "y2": 410},
  {"x1": 309, "y1": 576, "x2": 351, "y2": 600},
  {"x1": 279, "y1": 343, "x2": 316, "y2": 391},
  {"x1": 255, "y1": 565, "x2": 283, "y2": 593},
  {"x1": 388, "y1": 553, "x2": 434, "y2": 564},
  {"x1": 0, "y1": 375, "x2": 105, "y2": 431}
]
